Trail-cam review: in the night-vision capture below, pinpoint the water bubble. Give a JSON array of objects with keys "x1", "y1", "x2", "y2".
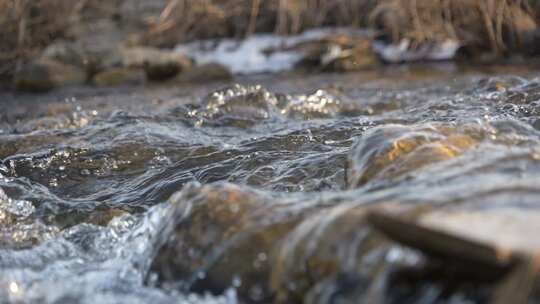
[
  {"x1": 232, "y1": 276, "x2": 242, "y2": 287},
  {"x1": 197, "y1": 271, "x2": 206, "y2": 280},
  {"x1": 9, "y1": 282, "x2": 20, "y2": 294},
  {"x1": 49, "y1": 177, "x2": 58, "y2": 187}
]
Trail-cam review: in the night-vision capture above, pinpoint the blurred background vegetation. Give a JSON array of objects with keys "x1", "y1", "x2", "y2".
[{"x1": 2, "y1": 0, "x2": 540, "y2": 86}]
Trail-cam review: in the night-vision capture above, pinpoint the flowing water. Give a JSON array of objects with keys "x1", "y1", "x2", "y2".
[{"x1": 2, "y1": 64, "x2": 540, "y2": 303}]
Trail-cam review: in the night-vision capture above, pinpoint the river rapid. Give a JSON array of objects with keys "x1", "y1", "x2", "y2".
[{"x1": 2, "y1": 63, "x2": 540, "y2": 303}]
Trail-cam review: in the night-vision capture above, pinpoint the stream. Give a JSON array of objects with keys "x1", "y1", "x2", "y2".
[{"x1": 2, "y1": 63, "x2": 540, "y2": 303}]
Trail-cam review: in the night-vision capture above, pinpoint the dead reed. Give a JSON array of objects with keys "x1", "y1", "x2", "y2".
[
  {"x1": 370, "y1": 0, "x2": 538, "y2": 55},
  {"x1": 139, "y1": 0, "x2": 378, "y2": 47}
]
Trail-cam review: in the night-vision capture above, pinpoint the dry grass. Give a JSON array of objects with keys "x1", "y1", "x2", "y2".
[
  {"x1": 138, "y1": 0, "x2": 378, "y2": 47},
  {"x1": 141, "y1": 0, "x2": 540, "y2": 54},
  {"x1": 370, "y1": 0, "x2": 538, "y2": 55},
  {"x1": 0, "y1": 0, "x2": 76, "y2": 83}
]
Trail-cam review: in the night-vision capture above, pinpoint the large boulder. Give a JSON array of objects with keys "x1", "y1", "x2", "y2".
[{"x1": 346, "y1": 123, "x2": 479, "y2": 189}]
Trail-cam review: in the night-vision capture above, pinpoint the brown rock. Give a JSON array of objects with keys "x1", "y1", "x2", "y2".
[
  {"x1": 93, "y1": 67, "x2": 145, "y2": 86},
  {"x1": 119, "y1": 47, "x2": 192, "y2": 81},
  {"x1": 151, "y1": 183, "x2": 300, "y2": 302},
  {"x1": 14, "y1": 59, "x2": 86, "y2": 92},
  {"x1": 346, "y1": 123, "x2": 479, "y2": 189},
  {"x1": 175, "y1": 63, "x2": 233, "y2": 83}
]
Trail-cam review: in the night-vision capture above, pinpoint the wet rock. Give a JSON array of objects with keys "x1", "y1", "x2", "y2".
[
  {"x1": 294, "y1": 34, "x2": 378, "y2": 72},
  {"x1": 174, "y1": 63, "x2": 233, "y2": 83},
  {"x1": 346, "y1": 124, "x2": 479, "y2": 189},
  {"x1": 367, "y1": 210, "x2": 539, "y2": 304},
  {"x1": 119, "y1": 47, "x2": 192, "y2": 81},
  {"x1": 368, "y1": 211, "x2": 516, "y2": 279},
  {"x1": 151, "y1": 183, "x2": 303, "y2": 302},
  {"x1": 14, "y1": 59, "x2": 86, "y2": 92},
  {"x1": 93, "y1": 67, "x2": 146, "y2": 86},
  {"x1": 270, "y1": 203, "x2": 401, "y2": 303}
]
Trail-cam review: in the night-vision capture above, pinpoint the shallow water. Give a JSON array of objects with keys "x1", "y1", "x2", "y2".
[{"x1": 2, "y1": 64, "x2": 540, "y2": 303}]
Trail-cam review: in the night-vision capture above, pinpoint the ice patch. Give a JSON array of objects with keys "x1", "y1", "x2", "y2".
[
  {"x1": 175, "y1": 28, "x2": 366, "y2": 74},
  {"x1": 374, "y1": 39, "x2": 460, "y2": 63}
]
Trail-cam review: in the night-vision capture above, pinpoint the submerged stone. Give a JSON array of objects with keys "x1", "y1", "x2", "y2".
[{"x1": 346, "y1": 123, "x2": 479, "y2": 189}]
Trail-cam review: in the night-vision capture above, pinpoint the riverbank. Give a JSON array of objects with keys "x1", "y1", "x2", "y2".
[{"x1": 2, "y1": 0, "x2": 540, "y2": 92}]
